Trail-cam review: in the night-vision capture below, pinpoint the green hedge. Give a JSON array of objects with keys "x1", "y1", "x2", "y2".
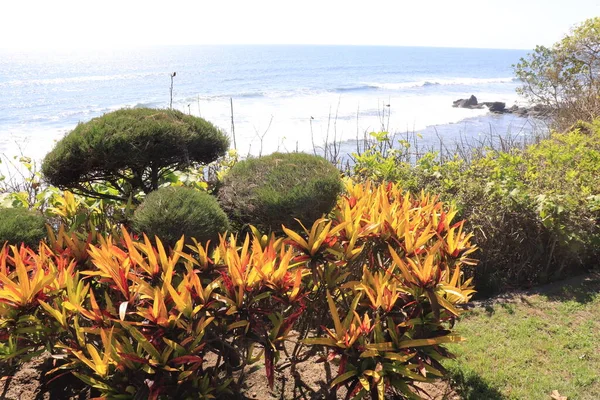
[
  {"x1": 132, "y1": 187, "x2": 230, "y2": 247},
  {"x1": 217, "y1": 152, "x2": 343, "y2": 233},
  {"x1": 0, "y1": 208, "x2": 47, "y2": 247}
]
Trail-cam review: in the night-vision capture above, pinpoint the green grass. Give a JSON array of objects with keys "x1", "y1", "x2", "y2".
[{"x1": 445, "y1": 273, "x2": 600, "y2": 400}]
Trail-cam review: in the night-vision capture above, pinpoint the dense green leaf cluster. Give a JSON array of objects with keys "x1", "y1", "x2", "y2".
[
  {"x1": 352, "y1": 123, "x2": 600, "y2": 295},
  {"x1": 0, "y1": 207, "x2": 47, "y2": 247},
  {"x1": 42, "y1": 108, "x2": 229, "y2": 202},
  {"x1": 217, "y1": 152, "x2": 343, "y2": 233},
  {"x1": 132, "y1": 186, "x2": 230, "y2": 247},
  {"x1": 514, "y1": 17, "x2": 600, "y2": 130}
]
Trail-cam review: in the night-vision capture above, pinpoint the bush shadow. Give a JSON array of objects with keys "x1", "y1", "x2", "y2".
[
  {"x1": 537, "y1": 272, "x2": 600, "y2": 305},
  {"x1": 449, "y1": 369, "x2": 507, "y2": 400}
]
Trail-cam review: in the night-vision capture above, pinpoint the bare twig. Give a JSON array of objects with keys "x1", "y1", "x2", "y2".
[{"x1": 253, "y1": 115, "x2": 274, "y2": 157}]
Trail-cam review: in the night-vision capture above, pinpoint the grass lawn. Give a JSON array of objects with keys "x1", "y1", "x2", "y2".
[{"x1": 444, "y1": 273, "x2": 600, "y2": 400}]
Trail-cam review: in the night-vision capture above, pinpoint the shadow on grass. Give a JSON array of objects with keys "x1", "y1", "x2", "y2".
[
  {"x1": 539, "y1": 272, "x2": 600, "y2": 305},
  {"x1": 449, "y1": 369, "x2": 507, "y2": 400}
]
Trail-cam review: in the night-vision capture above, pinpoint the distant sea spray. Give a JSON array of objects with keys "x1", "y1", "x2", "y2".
[{"x1": 191, "y1": 77, "x2": 521, "y2": 100}]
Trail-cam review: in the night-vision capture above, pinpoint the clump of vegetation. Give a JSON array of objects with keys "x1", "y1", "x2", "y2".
[
  {"x1": 515, "y1": 17, "x2": 600, "y2": 131},
  {"x1": 217, "y1": 152, "x2": 343, "y2": 233},
  {"x1": 132, "y1": 186, "x2": 230, "y2": 246},
  {"x1": 0, "y1": 180, "x2": 477, "y2": 399},
  {"x1": 352, "y1": 121, "x2": 600, "y2": 295},
  {"x1": 0, "y1": 207, "x2": 46, "y2": 247},
  {"x1": 42, "y1": 108, "x2": 229, "y2": 203}
]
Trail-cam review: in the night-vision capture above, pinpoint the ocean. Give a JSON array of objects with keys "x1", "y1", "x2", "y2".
[{"x1": 0, "y1": 45, "x2": 543, "y2": 161}]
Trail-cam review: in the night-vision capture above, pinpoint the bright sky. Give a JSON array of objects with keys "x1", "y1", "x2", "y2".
[{"x1": 1, "y1": 0, "x2": 598, "y2": 50}]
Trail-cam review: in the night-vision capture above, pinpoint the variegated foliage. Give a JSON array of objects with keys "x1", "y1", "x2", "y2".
[{"x1": 0, "y1": 180, "x2": 477, "y2": 400}]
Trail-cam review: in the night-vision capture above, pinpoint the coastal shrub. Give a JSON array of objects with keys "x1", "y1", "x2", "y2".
[
  {"x1": 132, "y1": 186, "x2": 229, "y2": 246},
  {"x1": 217, "y1": 152, "x2": 343, "y2": 233},
  {"x1": 0, "y1": 207, "x2": 46, "y2": 247},
  {"x1": 42, "y1": 108, "x2": 229, "y2": 203},
  {"x1": 0, "y1": 180, "x2": 477, "y2": 399},
  {"x1": 515, "y1": 17, "x2": 600, "y2": 130},
  {"x1": 459, "y1": 123, "x2": 600, "y2": 292},
  {"x1": 351, "y1": 125, "x2": 600, "y2": 295}
]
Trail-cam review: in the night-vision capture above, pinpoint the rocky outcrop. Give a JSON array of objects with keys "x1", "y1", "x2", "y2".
[
  {"x1": 508, "y1": 104, "x2": 553, "y2": 118},
  {"x1": 452, "y1": 95, "x2": 481, "y2": 108},
  {"x1": 452, "y1": 95, "x2": 552, "y2": 118},
  {"x1": 482, "y1": 101, "x2": 506, "y2": 113},
  {"x1": 453, "y1": 95, "x2": 481, "y2": 109}
]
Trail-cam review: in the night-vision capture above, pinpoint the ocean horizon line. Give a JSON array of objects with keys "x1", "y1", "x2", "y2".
[{"x1": 0, "y1": 43, "x2": 534, "y2": 53}]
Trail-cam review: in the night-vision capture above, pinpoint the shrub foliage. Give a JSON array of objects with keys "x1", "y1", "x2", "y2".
[
  {"x1": 42, "y1": 108, "x2": 229, "y2": 203},
  {"x1": 0, "y1": 180, "x2": 476, "y2": 399},
  {"x1": 132, "y1": 186, "x2": 230, "y2": 246},
  {"x1": 353, "y1": 123, "x2": 600, "y2": 295},
  {"x1": 217, "y1": 152, "x2": 343, "y2": 233},
  {"x1": 515, "y1": 17, "x2": 600, "y2": 130},
  {"x1": 0, "y1": 207, "x2": 46, "y2": 247}
]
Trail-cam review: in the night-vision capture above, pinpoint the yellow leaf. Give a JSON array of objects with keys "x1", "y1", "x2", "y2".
[
  {"x1": 359, "y1": 375, "x2": 370, "y2": 391},
  {"x1": 326, "y1": 290, "x2": 343, "y2": 336},
  {"x1": 398, "y1": 335, "x2": 464, "y2": 349},
  {"x1": 303, "y1": 337, "x2": 337, "y2": 346},
  {"x1": 330, "y1": 370, "x2": 357, "y2": 388},
  {"x1": 282, "y1": 226, "x2": 309, "y2": 250}
]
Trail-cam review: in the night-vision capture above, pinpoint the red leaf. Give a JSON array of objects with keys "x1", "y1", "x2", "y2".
[
  {"x1": 264, "y1": 346, "x2": 275, "y2": 389},
  {"x1": 170, "y1": 355, "x2": 203, "y2": 366},
  {"x1": 338, "y1": 354, "x2": 347, "y2": 374},
  {"x1": 119, "y1": 352, "x2": 149, "y2": 364},
  {"x1": 348, "y1": 197, "x2": 357, "y2": 208}
]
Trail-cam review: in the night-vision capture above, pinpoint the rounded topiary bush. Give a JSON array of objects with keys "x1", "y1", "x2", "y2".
[
  {"x1": 132, "y1": 187, "x2": 230, "y2": 246},
  {"x1": 0, "y1": 208, "x2": 46, "y2": 247},
  {"x1": 217, "y1": 152, "x2": 343, "y2": 233},
  {"x1": 42, "y1": 108, "x2": 229, "y2": 202}
]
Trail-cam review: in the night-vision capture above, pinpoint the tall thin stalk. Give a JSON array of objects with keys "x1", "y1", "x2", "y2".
[
  {"x1": 230, "y1": 98, "x2": 237, "y2": 151},
  {"x1": 169, "y1": 72, "x2": 176, "y2": 109}
]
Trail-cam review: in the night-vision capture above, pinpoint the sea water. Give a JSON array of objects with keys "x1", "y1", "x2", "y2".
[{"x1": 0, "y1": 45, "x2": 543, "y2": 161}]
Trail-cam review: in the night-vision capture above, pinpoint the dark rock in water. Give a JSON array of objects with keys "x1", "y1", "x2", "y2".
[
  {"x1": 529, "y1": 104, "x2": 552, "y2": 117},
  {"x1": 482, "y1": 101, "x2": 506, "y2": 113},
  {"x1": 509, "y1": 103, "x2": 552, "y2": 117},
  {"x1": 513, "y1": 106, "x2": 529, "y2": 116},
  {"x1": 453, "y1": 95, "x2": 479, "y2": 108},
  {"x1": 452, "y1": 99, "x2": 466, "y2": 108},
  {"x1": 532, "y1": 104, "x2": 546, "y2": 111},
  {"x1": 465, "y1": 95, "x2": 478, "y2": 107},
  {"x1": 450, "y1": 97, "x2": 552, "y2": 118}
]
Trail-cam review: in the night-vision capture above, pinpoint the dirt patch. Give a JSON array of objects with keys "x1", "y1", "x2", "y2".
[
  {"x1": 0, "y1": 353, "x2": 89, "y2": 400},
  {"x1": 0, "y1": 356, "x2": 45, "y2": 400},
  {"x1": 238, "y1": 340, "x2": 459, "y2": 399}
]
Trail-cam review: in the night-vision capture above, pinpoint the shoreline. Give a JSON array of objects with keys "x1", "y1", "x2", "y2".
[{"x1": 0, "y1": 109, "x2": 547, "y2": 167}]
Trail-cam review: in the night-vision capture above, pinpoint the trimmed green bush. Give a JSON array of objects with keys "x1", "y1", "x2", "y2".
[
  {"x1": 132, "y1": 187, "x2": 229, "y2": 246},
  {"x1": 42, "y1": 108, "x2": 229, "y2": 203},
  {"x1": 0, "y1": 208, "x2": 46, "y2": 247},
  {"x1": 217, "y1": 152, "x2": 343, "y2": 233}
]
